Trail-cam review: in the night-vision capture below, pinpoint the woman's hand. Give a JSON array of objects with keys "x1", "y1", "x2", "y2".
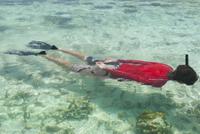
[
  {"x1": 96, "y1": 61, "x2": 118, "y2": 70},
  {"x1": 103, "y1": 58, "x2": 117, "y2": 63},
  {"x1": 96, "y1": 62, "x2": 107, "y2": 69}
]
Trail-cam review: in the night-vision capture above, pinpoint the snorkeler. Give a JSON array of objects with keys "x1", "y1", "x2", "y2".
[{"x1": 5, "y1": 41, "x2": 198, "y2": 88}]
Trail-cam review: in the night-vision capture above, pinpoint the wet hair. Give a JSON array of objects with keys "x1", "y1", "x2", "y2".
[{"x1": 171, "y1": 65, "x2": 198, "y2": 85}]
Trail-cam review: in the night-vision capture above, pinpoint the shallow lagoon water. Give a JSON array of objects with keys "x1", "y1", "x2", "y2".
[{"x1": 0, "y1": 0, "x2": 200, "y2": 133}]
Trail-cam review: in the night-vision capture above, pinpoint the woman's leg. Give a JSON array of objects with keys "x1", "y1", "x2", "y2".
[
  {"x1": 41, "y1": 54, "x2": 104, "y2": 77},
  {"x1": 27, "y1": 41, "x2": 87, "y2": 61},
  {"x1": 57, "y1": 48, "x2": 104, "y2": 65},
  {"x1": 58, "y1": 48, "x2": 86, "y2": 61},
  {"x1": 41, "y1": 55, "x2": 72, "y2": 68}
]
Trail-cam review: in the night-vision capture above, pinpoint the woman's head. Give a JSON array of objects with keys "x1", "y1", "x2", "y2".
[{"x1": 170, "y1": 65, "x2": 198, "y2": 85}]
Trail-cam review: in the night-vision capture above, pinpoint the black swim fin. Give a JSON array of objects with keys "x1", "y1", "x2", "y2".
[
  {"x1": 26, "y1": 41, "x2": 58, "y2": 50},
  {"x1": 4, "y1": 50, "x2": 46, "y2": 56}
]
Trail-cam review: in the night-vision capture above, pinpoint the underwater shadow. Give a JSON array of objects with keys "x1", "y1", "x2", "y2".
[
  {"x1": 0, "y1": 25, "x2": 9, "y2": 33},
  {"x1": 1, "y1": 57, "x2": 186, "y2": 133},
  {"x1": 42, "y1": 14, "x2": 80, "y2": 29},
  {"x1": 53, "y1": 0, "x2": 79, "y2": 5},
  {"x1": 0, "y1": 56, "x2": 63, "y2": 89},
  {"x1": 0, "y1": 0, "x2": 46, "y2": 6},
  {"x1": 0, "y1": 57, "x2": 177, "y2": 111},
  {"x1": 0, "y1": 55, "x2": 178, "y2": 113}
]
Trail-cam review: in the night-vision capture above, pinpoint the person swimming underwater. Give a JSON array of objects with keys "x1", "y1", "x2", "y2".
[{"x1": 5, "y1": 41, "x2": 198, "y2": 88}]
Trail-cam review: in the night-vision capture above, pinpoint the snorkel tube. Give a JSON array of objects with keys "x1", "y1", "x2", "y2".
[{"x1": 185, "y1": 54, "x2": 189, "y2": 66}]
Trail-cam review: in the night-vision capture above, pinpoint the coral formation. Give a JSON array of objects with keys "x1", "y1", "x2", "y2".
[
  {"x1": 51, "y1": 97, "x2": 94, "y2": 120},
  {"x1": 45, "y1": 125, "x2": 74, "y2": 134},
  {"x1": 136, "y1": 111, "x2": 172, "y2": 134},
  {"x1": 187, "y1": 101, "x2": 200, "y2": 120}
]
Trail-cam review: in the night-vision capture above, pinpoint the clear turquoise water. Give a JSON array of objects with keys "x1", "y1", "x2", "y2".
[{"x1": 0, "y1": 0, "x2": 200, "y2": 133}]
